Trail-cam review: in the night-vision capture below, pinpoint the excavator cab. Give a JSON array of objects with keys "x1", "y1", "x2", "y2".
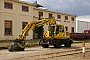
[
  {"x1": 43, "y1": 24, "x2": 69, "y2": 39},
  {"x1": 50, "y1": 24, "x2": 70, "y2": 39},
  {"x1": 39, "y1": 24, "x2": 72, "y2": 48}
]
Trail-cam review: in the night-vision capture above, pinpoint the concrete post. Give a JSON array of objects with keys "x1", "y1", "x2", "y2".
[{"x1": 82, "y1": 41, "x2": 85, "y2": 58}]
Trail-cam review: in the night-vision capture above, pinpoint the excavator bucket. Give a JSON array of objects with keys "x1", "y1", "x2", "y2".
[{"x1": 8, "y1": 39, "x2": 25, "y2": 52}]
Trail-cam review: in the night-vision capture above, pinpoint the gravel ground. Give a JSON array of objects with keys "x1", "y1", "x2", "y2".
[
  {"x1": 0, "y1": 43, "x2": 90, "y2": 60},
  {"x1": 42, "y1": 52, "x2": 90, "y2": 60}
]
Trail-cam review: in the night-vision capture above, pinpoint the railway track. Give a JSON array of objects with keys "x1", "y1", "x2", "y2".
[
  {"x1": 0, "y1": 43, "x2": 89, "y2": 60},
  {"x1": 12, "y1": 47, "x2": 90, "y2": 60}
]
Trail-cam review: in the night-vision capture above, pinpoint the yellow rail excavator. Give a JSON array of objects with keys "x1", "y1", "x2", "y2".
[{"x1": 8, "y1": 17, "x2": 73, "y2": 52}]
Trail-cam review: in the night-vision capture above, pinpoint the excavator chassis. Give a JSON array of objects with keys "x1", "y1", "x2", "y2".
[
  {"x1": 39, "y1": 38, "x2": 73, "y2": 48},
  {"x1": 8, "y1": 39, "x2": 25, "y2": 52}
]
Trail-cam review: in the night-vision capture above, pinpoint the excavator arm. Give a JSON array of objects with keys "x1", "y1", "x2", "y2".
[
  {"x1": 18, "y1": 17, "x2": 56, "y2": 40},
  {"x1": 8, "y1": 17, "x2": 56, "y2": 52}
]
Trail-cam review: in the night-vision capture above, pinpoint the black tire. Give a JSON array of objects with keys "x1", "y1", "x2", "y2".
[
  {"x1": 8, "y1": 43, "x2": 14, "y2": 52},
  {"x1": 64, "y1": 43, "x2": 67, "y2": 47},
  {"x1": 67, "y1": 41, "x2": 71, "y2": 47},
  {"x1": 64, "y1": 41, "x2": 71, "y2": 47},
  {"x1": 42, "y1": 44, "x2": 49, "y2": 48},
  {"x1": 53, "y1": 40, "x2": 61, "y2": 48}
]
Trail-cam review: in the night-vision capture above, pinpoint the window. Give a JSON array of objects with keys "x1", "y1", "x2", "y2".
[
  {"x1": 22, "y1": 22, "x2": 28, "y2": 35},
  {"x1": 61, "y1": 25, "x2": 64, "y2": 32},
  {"x1": 65, "y1": 16, "x2": 68, "y2": 20},
  {"x1": 71, "y1": 17, "x2": 74, "y2": 21},
  {"x1": 60, "y1": 25, "x2": 64, "y2": 32},
  {"x1": 4, "y1": 20, "x2": 12, "y2": 35},
  {"x1": 49, "y1": 25, "x2": 55, "y2": 36},
  {"x1": 57, "y1": 15, "x2": 61, "y2": 19},
  {"x1": 4, "y1": 2, "x2": 13, "y2": 9},
  {"x1": 65, "y1": 27, "x2": 68, "y2": 31},
  {"x1": 56, "y1": 26, "x2": 59, "y2": 34},
  {"x1": 49, "y1": 13, "x2": 52, "y2": 18},
  {"x1": 38, "y1": 12, "x2": 43, "y2": 19},
  {"x1": 22, "y1": 5, "x2": 29, "y2": 12},
  {"x1": 39, "y1": 12, "x2": 43, "y2": 17},
  {"x1": 22, "y1": 22, "x2": 28, "y2": 30},
  {"x1": 71, "y1": 27, "x2": 74, "y2": 33}
]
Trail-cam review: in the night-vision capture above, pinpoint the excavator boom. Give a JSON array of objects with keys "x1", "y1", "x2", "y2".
[{"x1": 18, "y1": 17, "x2": 56, "y2": 40}]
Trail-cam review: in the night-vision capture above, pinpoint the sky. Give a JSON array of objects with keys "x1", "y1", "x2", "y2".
[{"x1": 20, "y1": 0, "x2": 90, "y2": 22}]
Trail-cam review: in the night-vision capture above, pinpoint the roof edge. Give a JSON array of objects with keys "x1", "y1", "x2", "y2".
[
  {"x1": 7, "y1": 0, "x2": 33, "y2": 6},
  {"x1": 33, "y1": 7, "x2": 76, "y2": 17}
]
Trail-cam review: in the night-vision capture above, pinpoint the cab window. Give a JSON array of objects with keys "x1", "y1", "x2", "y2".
[
  {"x1": 49, "y1": 25, "x2": 55, "y2": 36},
  {"x1": 56, "y1": 26, "x2": 59, "y2": 34},
  {"x1": 61, "y1": 26, "x2": 64, "y2": 32},
  {"x1": 59, "y1": 25, "x2": 62, "y2": 32}
]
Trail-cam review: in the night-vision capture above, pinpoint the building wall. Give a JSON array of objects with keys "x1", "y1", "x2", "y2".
[
  {"x1": 0, "y1": 0, "x2": 76, "y2": 40},
  {"x1": 0, "y1": 0, "x2": 33, "y2": 40},
  {"x1": 77, "y1": 20, "x2": 90, "y2": 33}
]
